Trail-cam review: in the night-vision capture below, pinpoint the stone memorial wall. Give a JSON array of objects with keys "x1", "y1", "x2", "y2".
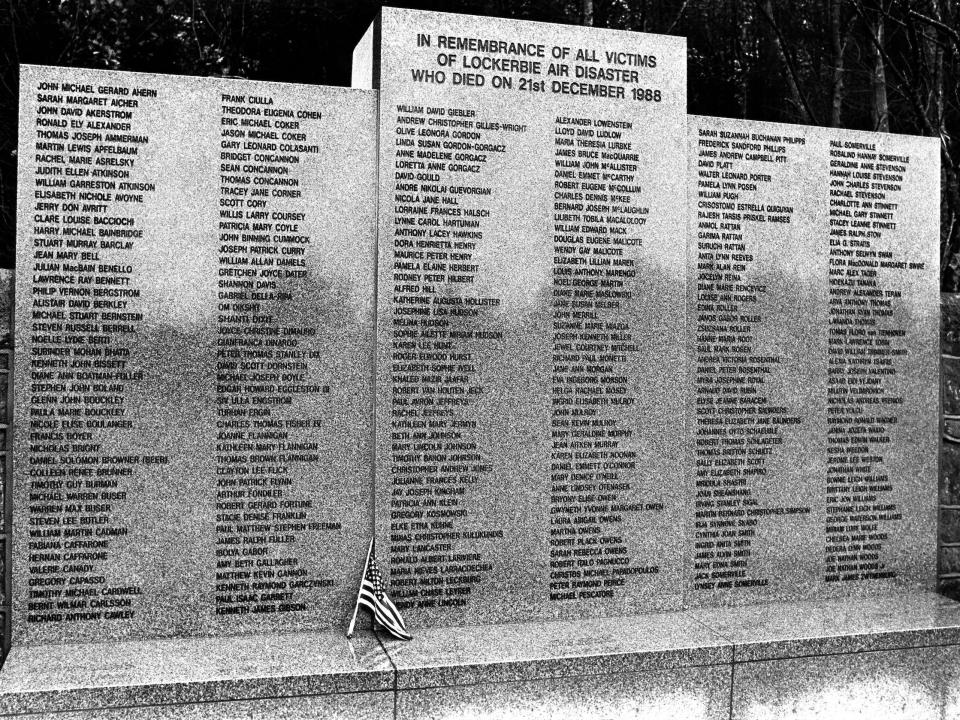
[
  {"x1": 7, "y1": 9, "x2": 944, "y2": 655},
  {"x1": 15, "y1": 66, "x2": 376, "y2": 643},
  {"x1": 354, "y1": 8, "x2": 688, "y2": 626},
  {"x1": 686, "y1": 115, "x2": 940, "y2": 604}
]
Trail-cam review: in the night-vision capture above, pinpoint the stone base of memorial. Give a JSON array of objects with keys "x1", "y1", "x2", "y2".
[
  {"x1": 0, "y1": 629, "x2": 393, "y2": 719},
  {"x1": 1, "y1": 592, "x2": 959, "y2": 718}
]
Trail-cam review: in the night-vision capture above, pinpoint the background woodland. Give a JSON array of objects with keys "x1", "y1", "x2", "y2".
[{"x1": 1, "y1": 1, "x2": 957, "y2": 285}]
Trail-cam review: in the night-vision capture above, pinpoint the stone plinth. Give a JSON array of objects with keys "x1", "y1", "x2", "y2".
[
  {"x1": 0, "y1": 590, "x2": 957, "y2": 718},
  {"x1": 0, "y1": 629, "x2": 392, "y2": 718}
]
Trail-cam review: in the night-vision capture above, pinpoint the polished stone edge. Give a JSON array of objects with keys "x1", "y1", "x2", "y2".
[
  {"x1": 689, "y1": 591, "x2": 960, "y2": 662},
  {"x1": 730, "y1": 627, "x2": 960, "y2": 663},
  {"x1": 378, "y1": 592, "x2": 960, "y2": 689},
  {"x1": 389, "y1": 646, "x2": 732, "y2": 691},
  {"x1": 378, "y1": 611, "x2": 733, "y2": 691},
  {"x1": 0, "y1": 680, "x2": 392, "y2": 717},
  {"x1": 4, "y1": 593, "x2": 960, "y2": 715},
  {"x1": 0, "y1": 630, "x2": 394, "y2": 716}
]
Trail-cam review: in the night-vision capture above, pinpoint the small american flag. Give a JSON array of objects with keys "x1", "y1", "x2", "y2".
[{"x1": 347, "y1": 540, "x2": 412, "y2": 641}]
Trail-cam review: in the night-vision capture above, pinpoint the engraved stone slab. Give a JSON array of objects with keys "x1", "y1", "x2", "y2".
[
  {"x1": 355, "y1": 8, "x2": 687, "y2": 626},
  {"x1": 15, "y1": 65, "x2": 376, "y2": 643},
  {"x1": 686, "y1": 116, "x2": 939, "y2": 605}
]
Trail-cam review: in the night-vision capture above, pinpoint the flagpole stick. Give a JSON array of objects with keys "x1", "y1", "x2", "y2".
[{"x1": 346, "y1": 538, "x2": 375, "y2": 638}]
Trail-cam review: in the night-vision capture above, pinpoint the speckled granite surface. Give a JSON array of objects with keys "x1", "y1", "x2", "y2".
[
  {"x1": 379, "y1": 610, "x2": 731, "y2": 690},
  {"x1": 0, "y1": 630, "x2": 392, "y2": 715},
  {"x1": 731, "y1": 643, "x2": 960, "y2": 720},
  {"x1": 359, "y1": 6, "x2": 691, "y2": 629},
  {"x1": 3, "y1": 593, "x2": 960, "y2": 716},
  {"x1": 690, "y1": 590, "x2": 960, "y2": 661},
  {"x1": 397, "y1": 665, "x2": 731, "y2": 720},
  {"x1": 14, "y1": 66, "x2": 378, "y2": 645},
  {"x1": 16, "y1": 692, "x2": 392, "y2": 720},
  {"x1": 685, "y1": 116, "x2": 940, "y2": 611}
]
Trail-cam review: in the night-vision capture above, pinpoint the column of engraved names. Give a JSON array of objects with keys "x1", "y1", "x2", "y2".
[
  {"x1": 549, "y1": 114, "x2": 659, "y2": 604},
  {"x1": 26, "y1": 77, "x2": 158, "y2": 625},
  {"x1": 824, "y1": 139, "x2": 918, "y2": 583},
  {"x1": 388, "y1": 103, "x2": 515, "y2": 612},
  {"x1": 215, "y1": 90, "x2": 336, "y2": 618},
  {"x1": 691, "y1": 126, "x2": 807, "y2": 593}
]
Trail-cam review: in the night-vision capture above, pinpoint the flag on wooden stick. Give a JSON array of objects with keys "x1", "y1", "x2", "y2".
[{"x1": 347, "y1": 539, "x2": 412, "y2": 641}]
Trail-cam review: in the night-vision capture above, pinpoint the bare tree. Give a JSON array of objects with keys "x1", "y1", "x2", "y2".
[
  {"x1": 829, "y1": 0, "x2": 855, "y2": 127},
  {"x1": 868, "y1": 4, "x2": 890, "y2": 131},
  {"x1": 756, "y1": 0, "x2": 819, "y2": 124}
]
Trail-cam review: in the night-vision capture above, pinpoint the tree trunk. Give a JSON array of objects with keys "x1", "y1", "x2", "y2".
[
  {"x1": 583, "y1": 0, "x2": 593, "y2": 26},
  {"x1": 870, "y1": 9, "x2": 889, "y2": 132},
  {"x1": 760, "y1": 0, "x2": 812, "y2": 123},
  {"x1": 933, "y1": 0, "x2": 957, "y2": 290},
  {"x1": 930, "y1": 0, "x2": 945, "y2": 132},
  {"x1": 829, "y1": 0, "x2": 847, "y2": 127},
  {"x1": 734, "y1": 0, "x2": 747, "y2": 117}
]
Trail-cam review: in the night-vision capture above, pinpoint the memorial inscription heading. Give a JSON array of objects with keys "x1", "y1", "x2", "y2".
[
  {"x1": 355, "y1": 8, "x2": 688, "y2": 626},
  {"x1": 15, "y1": 66, "x2": 376, "y2": 643}
]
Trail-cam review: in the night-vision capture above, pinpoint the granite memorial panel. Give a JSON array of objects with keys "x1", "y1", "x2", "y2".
[
  {"x1": 6, "y1": 13, "x2": 956, "y2": 720},
  {"x1": 354, "y1": 8, "x2": 688, "y2": 626},
  {"x1": 14, "y1": 65, "x2": 376, "y2": 643},
  {"x1": 686, "y1": 115, "x2": 940, "y2": 604}
]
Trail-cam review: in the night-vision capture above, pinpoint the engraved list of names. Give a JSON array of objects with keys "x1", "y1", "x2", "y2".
[
  {"x1": 15, "y1": 66, "x2": 376, "y2": 643},
  {"x1": 362, "y1": 8, "x2": 688, "y2": 626},
  {"x1": 686, "y1": 116, "x2": 939, "y2": 604}
]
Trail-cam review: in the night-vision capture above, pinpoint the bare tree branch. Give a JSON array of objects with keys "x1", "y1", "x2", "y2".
[
  {"x1": 666, "y1": 0, "x2": 689, "y2": 34},
  {"x1": 754, "y1": 0, "x2": 820, "y2": 125},
  {"x1": 909, "y1": 7, "x2": 960, "y2": 44},
  {"x1": 851, "y1": 0, "x2": 936, "y2": 135}
]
